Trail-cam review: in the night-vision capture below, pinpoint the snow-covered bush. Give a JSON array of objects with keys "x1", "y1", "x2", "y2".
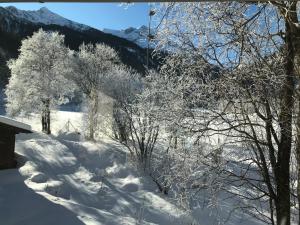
[
  {"x1": 102, "y1": 65, "x2": 160, "y2": 168},
  {"x1": 68, "y1": 43, "x2": 120, "y2": 140},
  {"x1": 126, "y1": 50, "x2": 284, "y2": 223},
  {"x1": 105, "y1": 65, "x2": 142, "y2": 143}
]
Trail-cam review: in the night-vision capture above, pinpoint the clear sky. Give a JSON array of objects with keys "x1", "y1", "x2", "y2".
[{"x1": 0, "y1": 3, "x2": 150, "y2": 30}]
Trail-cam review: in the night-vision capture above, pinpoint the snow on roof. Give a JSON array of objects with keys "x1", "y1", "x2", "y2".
[{"x1": 0, "y1": 116, "x2": 32, "y2": 132}]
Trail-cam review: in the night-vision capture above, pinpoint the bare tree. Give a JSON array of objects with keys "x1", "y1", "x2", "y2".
[{"x1": 151, "y1": 2, "x2": 300, "y2": 224}]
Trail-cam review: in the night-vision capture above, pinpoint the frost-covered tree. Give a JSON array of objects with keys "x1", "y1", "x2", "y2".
[
  {"x1": 5, "y1": 29, "x2": 75, "y2": 134},
  {"x1": 152, "y1": 2, "x2": 300, "y2": 225},
  {"x1": 103, "y1": 65, "x2": 142, "y2": 143},
  {"x1": 101, "y1": 65, "x2": 159, "y2": 168},
  {"x1": 69, "y1": 43, "x2": 120, "y2": 140}
]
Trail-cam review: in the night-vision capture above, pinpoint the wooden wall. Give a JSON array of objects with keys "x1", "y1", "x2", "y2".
[{"x1": 0, "y1": 127, "x2": 16, "y2": 169}]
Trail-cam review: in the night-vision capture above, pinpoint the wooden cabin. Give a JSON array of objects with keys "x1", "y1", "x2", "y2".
[{"x1": 0, "y1": 116, "x2": 32, "y2": 169}]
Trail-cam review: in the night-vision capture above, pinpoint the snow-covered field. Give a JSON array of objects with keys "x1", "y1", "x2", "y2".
[{"x1": 0, "y1": 111, "x2": 188, "y2": 225}]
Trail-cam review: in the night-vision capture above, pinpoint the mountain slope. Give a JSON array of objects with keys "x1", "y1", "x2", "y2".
[
  {"x1": 0, "y1": 6, "x2": 161, "y2": 86},
  {"x1": 5, "y1": 6, "x2": 89, "y2": 31}
]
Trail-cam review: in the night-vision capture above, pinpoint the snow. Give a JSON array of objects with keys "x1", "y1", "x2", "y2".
[
  {"x1": 15, "y1": 111, "x2": 83, "y2": 135},
  {"x1": 0, "y1": 111, "x2": 188, "y2": 225},
  {"x1": 103, "y1": 26, "x2": 156, "y2": 49},
  {"x1": 5, "y1": 6, "x2": 90, "y2": 31},
  {"x1": 0, "y1": 110, "x2": 269, "y2": 225},
  {"x1": 0, "y1": 115, "x2": 31, "y2": 131}
]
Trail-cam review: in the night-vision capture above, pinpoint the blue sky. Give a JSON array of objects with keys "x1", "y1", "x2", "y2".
[{"x1": 0, "y1": 3, "x2": 150, "y2": 30}]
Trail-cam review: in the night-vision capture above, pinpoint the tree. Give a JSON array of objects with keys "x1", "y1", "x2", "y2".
[
  {"x1": 5, "y1": 29, "x2": 74, "y2": 134},
  {"x1": 103, "y1": 65, "x2": 159, "y2": 165},
  {"x1": 103, "y1": 65, "x2": 142, "y2": 142},
  {"x1": 102, "y1": 65, "x2": 160, "y2": 170},
  {"x1": 143, "y1": 54, "x2": 225, "y2": 204},
  {"x1": 69, "y1": 43, "x2": 119, "y2": 140},
  {"x1": 152, "y1": 2, "x2": 300, "y2": 224}
]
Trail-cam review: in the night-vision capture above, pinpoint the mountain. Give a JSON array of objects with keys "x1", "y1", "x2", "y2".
[
  {"x1": 5, "y1": 6, "x2": 90, "y2": 31},
  {"x1": 0, "y1": 6, "x2": 162, "y2": 87},
  {"x1": 103, "y1": 26, "x2": 156, "y2": 49},
  {"x1": 5, "y1": 6, "x2": 155, "y2": 49}
]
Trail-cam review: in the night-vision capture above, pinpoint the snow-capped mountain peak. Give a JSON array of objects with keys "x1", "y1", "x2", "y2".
[
  {"x1": 5, "y1": 6, "x2": 90, "y2": 31},
  {"x1": 39, "y1": 6, "x2": 50, "y2": 12},
  {"x1": 103, "y1": 25, "x2": 156, "y2": 49}
]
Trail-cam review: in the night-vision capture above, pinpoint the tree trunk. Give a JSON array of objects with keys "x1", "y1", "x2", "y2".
[
  {"x1": 281, "y1": 4, "x2": 300, "y2": 225},
  {"x1": 112, "y1": 103, "x2": 128, "y2": 143},
  {"x1": 46, "y1": 103, "x2": 51, "y2": 134},
  {"x1": 41, "y1": 99, "x2": 51, "y2": 134},
  {"x1": 88, "y1": 108, "x2": 94, "y2": 140},
  {"x1": 275, "y1": 17, "x2": 296, "y2": 225},
  {"x1": 296, "y1": 102, "x2": 300, "y2": 225},
  {"x1": 292, "y1": 23, "x2": 300, "y2": 225},
  {"x1": 88, "y1": 89, "x2": 98, "y2": 140},
  {"x1": 42, "y1": 113, "x2": 46, "y2": 133}
]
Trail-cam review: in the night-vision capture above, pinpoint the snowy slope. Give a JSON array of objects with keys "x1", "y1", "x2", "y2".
[
  {"x1": 0, "y1": 111, "x2": 189, "y2": 225},
  {"x1": 103, "y1": 26, "x2": 156, "y2": 49},
  {"x1": 5, "y1": 6, "x2": 90, "y2": 31}
]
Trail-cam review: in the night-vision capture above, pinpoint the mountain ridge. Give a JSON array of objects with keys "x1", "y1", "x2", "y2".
[
  {"x1": 5, "y1": 6, "x2": 90, "y2": 31},
  {"x1": 5, "y1": 6, "x2": 154, "y2": 49}
]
